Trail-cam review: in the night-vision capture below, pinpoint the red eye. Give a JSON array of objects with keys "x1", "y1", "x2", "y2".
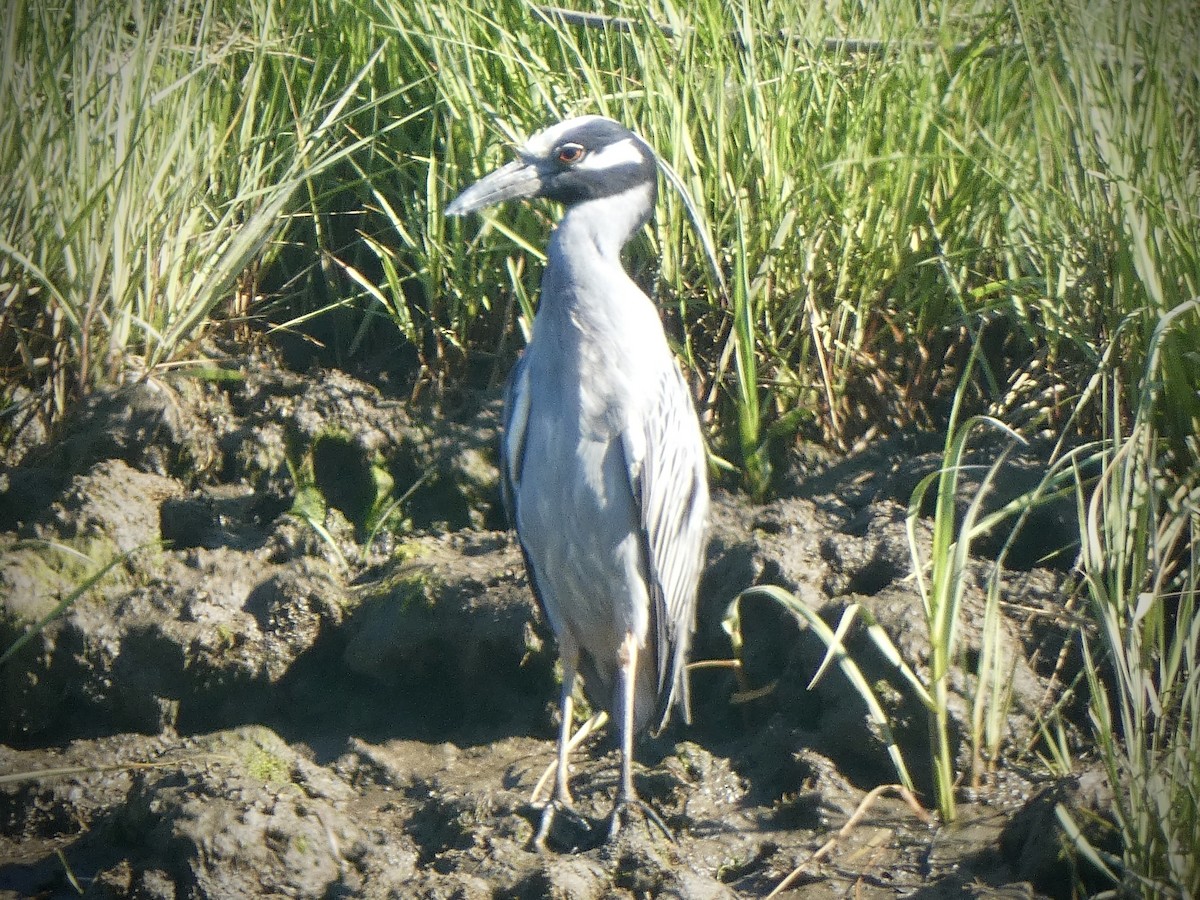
[{"x1": 556, "y1": 144, "x2": 586, "y2": 165}]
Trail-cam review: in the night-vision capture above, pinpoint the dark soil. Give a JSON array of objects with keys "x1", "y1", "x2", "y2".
[{"x1": 0, "y1": 348, "x2": 1110, "y2": 898}]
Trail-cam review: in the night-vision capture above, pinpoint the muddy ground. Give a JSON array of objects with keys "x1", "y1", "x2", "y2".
[{"x1": 0, "y1": 347, "x2": 1114, "y2": 898}]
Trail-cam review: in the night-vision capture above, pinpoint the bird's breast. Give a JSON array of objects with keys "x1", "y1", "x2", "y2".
[
  {"x1": 516, "y1": 407, "x2": 651, "y2": 649},
  {"x1": 513, "y1": 331, "x2": 654, "y2": 636}
]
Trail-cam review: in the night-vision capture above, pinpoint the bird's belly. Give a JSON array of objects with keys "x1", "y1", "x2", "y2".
[{"x1": 515, "y1": 424, "x2": 650, "y2": 668}]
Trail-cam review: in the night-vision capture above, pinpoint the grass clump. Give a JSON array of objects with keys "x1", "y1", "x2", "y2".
[
  {"x1": 0, "y1": 0, "x2": 387, "y2": 426},
  {"x1": 1066, "y1": 302, "x2": 1200, "y2": 897},
  {"x1": 905, "y1": 359, "x2": 1023, "y2": 822}
]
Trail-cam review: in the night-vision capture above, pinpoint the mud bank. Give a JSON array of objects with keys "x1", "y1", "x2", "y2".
[{"x1": 1, "y1": 351, "x2": 1108, "y2": 898}]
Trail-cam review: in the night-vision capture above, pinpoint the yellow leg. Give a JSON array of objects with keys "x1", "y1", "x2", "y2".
[
  {"x1": 533, "y1": 636, "x2": 590, "y2": 849},
  {"x1": 616, "y1": 631, "x2": 638, "y2": 804},
  {"x1": 608, "y1": 631, "x2": 672, "y2": 842},
  {"x1": 553, "y1": 642, "x2": 578, "y2": 807}
]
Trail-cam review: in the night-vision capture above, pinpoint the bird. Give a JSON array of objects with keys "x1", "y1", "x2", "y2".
[{"x1": 445, "y1": 115, "x2": 709, "y2": 846}]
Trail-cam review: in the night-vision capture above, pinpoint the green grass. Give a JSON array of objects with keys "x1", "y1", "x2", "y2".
[
  {"x1": 1065, "y1": 301, "x2": 1200, "y2": 897},
  {"x1": 0, "y1": 0, "x2": 391, "y2": 420},
  {"x1": 2, "y1": 0, "x2": 1198, "y2": 891},
  {"x1": 905, "y1": 349, "x2": 1024, "y2": 822}
]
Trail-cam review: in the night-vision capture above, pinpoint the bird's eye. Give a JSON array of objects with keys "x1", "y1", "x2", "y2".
[{"x1": 555, "y1": 143, "x2": 586, "y2": 165}]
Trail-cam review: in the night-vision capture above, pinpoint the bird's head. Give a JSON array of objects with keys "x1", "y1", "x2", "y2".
[{"x1": 445, "y1": 115, "x2": 657, "y2": 217}]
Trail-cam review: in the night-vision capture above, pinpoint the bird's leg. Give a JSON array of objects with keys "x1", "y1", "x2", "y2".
[
  {"x1": 607, "y1": 630, "x2": 673, "y2": 842},
  {"x1": 616, "y1": 631, "x2": 638, "y2": 804},
  {"x1": 533, "y1": 637, "x2": 590, "y2": 849},
  {"x1": 529, "y1": 711, "x2": 607, "y2": 806},
  {"x1": 552, "y1": 654, "x2": 578, "y2": 809}
]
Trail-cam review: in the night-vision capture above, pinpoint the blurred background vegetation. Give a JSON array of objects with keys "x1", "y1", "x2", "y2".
[{"x1": 2, "y1": 0, "x2": 1196, "y2": 894}]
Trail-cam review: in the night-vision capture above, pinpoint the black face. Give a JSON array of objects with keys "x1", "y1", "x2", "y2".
[{"x1": 533, "y1": 118, "x2": 658, "y2": 207}]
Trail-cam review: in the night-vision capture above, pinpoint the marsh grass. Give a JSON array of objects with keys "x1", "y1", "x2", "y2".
[
  {"x1": 724, "y1": 584, "x2": 925, "y2": 795},
  {"x1": 905, "y1": 351, "x2": 1024, "y2": 821},
  {"x1": 9, "y1": 0, "x2": 1194, "y2": 476},
  {"x1": 727, "y1": 375, "x2": 1029, "y2": 824},
  {"x1": 1064, "y1": 301, "x2": 1200, "y2": 897},
  {"x1": 0, "y1": 0, "x2": 392, "y2": 423}
]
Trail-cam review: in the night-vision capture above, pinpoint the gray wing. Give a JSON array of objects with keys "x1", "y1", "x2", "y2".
[
  {"x1": 623, "y1": 363, "x2": 709, "y2": 734},
  {"x1": 500, "y1": 352, "x2": 531, "y2": 528},
  {"x1": 501, "y1": 353, "x2": 558, "y2": 627}
]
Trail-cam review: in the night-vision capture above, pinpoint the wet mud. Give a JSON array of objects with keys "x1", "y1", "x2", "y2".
[{"x1": 1, "y1": 350, "x2": 1109, "y2": 898}]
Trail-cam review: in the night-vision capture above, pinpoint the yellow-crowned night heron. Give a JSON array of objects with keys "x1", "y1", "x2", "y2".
[{"x1": 446, "y1": 115, "x2": 709, "y2": 845}]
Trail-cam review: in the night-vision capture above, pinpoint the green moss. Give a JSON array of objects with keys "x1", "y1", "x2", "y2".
[
  {"x1": 391, "y1": 539, "x2": 432, "y2": 563},
  {"x1": 245, "y1": 743, "x2": 290, "y2": 784},
  {"x1": 213, "y1": 623, "x2": 237, "y2": 655},
  {"x1": 353, "y1": 546, "x2": 444, "y2": 613},
  {"x1": 235, "y1": 727, "x2": 293, "y2": 784},
  {"x1": 391, "y1": 570, "x2": 440, "y2": 610},
  {"x1": 0, "y1": 536, "x2": 132, "y2": 625},
  {"x1": 193, "y1": 726, "x2": 294, "y2": 785}
]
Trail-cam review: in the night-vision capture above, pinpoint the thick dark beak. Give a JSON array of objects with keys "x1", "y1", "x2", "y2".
[{"x1": 444, "y1": 158, "x2": 544, "y2": 216}]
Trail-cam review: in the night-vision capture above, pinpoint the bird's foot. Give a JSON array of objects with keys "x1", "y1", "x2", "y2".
[
  {"x1": 607, "y1": 796, "x2": 675, "y2": 844},
  {"x1": 532, "y1": 797, "x2": 591, "y2": 851}
]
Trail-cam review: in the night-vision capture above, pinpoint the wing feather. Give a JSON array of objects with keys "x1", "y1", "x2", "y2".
[
  {"x1": 624, "y1": 364, "x2": 709, "y2": 734},
  {"x1": 501, "y1": 353, "x2": 560, "y2": 631},
  {"x1": 500, "y1": 353, "x2": 531, "y2": 527}
]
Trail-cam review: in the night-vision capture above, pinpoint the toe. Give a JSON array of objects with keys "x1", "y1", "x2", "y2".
[
  {"x1": 533, "y1": 798, "x2": 592, "y2": 851},
  {"x1": 607, "y1": 798, "x2": 674, "y2": 843}
]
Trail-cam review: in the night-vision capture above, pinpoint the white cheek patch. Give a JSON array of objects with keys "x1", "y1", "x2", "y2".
[{"x1": 577, "y1": 137, "x2": 646, "y2": 171}]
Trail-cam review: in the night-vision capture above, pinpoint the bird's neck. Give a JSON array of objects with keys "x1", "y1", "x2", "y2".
[{"x1": 549, "y1": 182, "x2": 654, "y2": 265}]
